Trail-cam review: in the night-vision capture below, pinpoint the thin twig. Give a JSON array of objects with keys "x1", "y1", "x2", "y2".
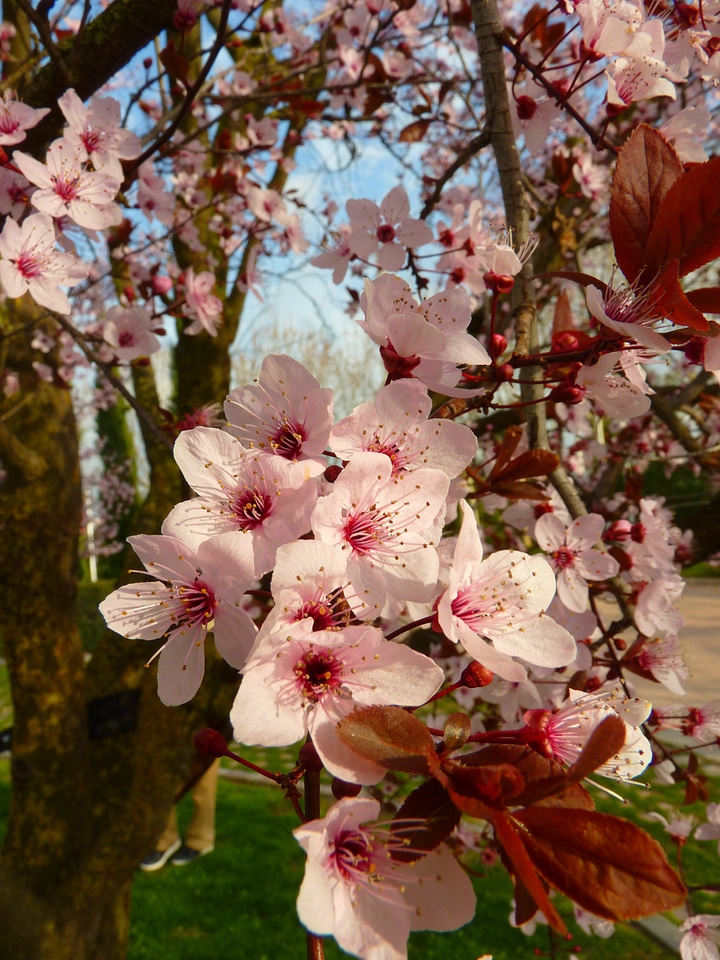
[{"x1": 128, "y1": 0, "x2": 234, "y2": 174}]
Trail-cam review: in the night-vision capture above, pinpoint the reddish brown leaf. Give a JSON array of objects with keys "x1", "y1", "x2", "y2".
[
  {"x1": 490, "y1": 448, "x2": 560, "y2": 484},
  {"x1": 442, "y1": 712, "x2": 471, "y2": 753},
  {"x1": 645, "y1": 155, "x2": 720, "y2": 278},
  {"x1": 392, "y1": 779, "x2": 461, "y2": 862},
  {"x1": 399, "y1": 119, "x2": 431, "y2": 143},
  {"x1": 336, "y1": 705, "x2": 437, "y2": 775},
  {"x1": 488, "y1": 424, "x2": 523, "y2": 477},
  {"x1": 159, "y1": 41, "x2": 190, "y2": 87},
  {"x1": 470, "y1": 479, "x2": 551, "y2": 502},
  {"x1": 463, "y1": 744, "x2": 595, "y2": 810},
  {"x1": 650, "y1": 260, "x2": 709, "y2": 331},
  {"x1": 514, "y1": 808, "x2": 687, "y2": 920},
  {"x1": 493, "y1": 812, "x2": 568, "y2": 934},
  {"x1": 552, "y1": 289, "x2": 575, "y2": 336},
  {"x1": 687, "y1": 287, "x2": 720, "y2": 314},
  {"x1": 609, "y1": 126, "x2": 683, "y2": 283},
  {"x1": 567, "y1": 715, "x2": 627, "y2": 781},
  {"x1": 444, "y1": 760, "x2": 525, "y2": 813}
]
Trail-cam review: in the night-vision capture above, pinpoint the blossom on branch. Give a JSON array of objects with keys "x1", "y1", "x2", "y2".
[
  {"x1": 293, "y1": 797, "x2": 476, "y2": 960},
  {"x1": 0, "y1": 212, "x2": 87, "y2": 314}
]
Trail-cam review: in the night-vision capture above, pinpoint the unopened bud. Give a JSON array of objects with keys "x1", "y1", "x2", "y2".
[
  {"x1": 548, "y1": 382, "x2": 586, "y2": 404},
  {"x1": 152, "y1": 275, "x2": 173, "y2": 295},
  {"x1": 298, "y1": 740, "x2": 323, "y2": 772},
  {"x1": 552, "y1": 331, "x2": 580, "y2": 352},
  {"x1": 460, "y1": 661, "x2": 494, "y2": 688},
  {"x1": 614, "y1": 637, "x2": 627, "y2": 651},
  {"x1": 484, "y1": 272, "x2": 515, "y2": 296},
  {"x1": 515, "y1": 95, "x2": 537, "y2": 120},
  {"x1": 324, "y1": 464, "x2": 342, "y2": 483},
  {"x1": 331, "y1": 778, "x2": 362, "y2": 800},
  {"x1": 494, "y1": 363, "x2": 514, "y2": 382},
  {"x1": 604, "y1": 519, "x2": 632, "y2": 542},
  {"x1": 491, "y1": 333, "x2": 507, "y2": 356},
  {"x1": 193, "y1": 727, "x2": 229, "y2": 759}
]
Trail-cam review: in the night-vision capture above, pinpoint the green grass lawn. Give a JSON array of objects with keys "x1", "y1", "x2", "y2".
[{"x1": 0, "y1": 750, "x2": 686, "y2": 960}]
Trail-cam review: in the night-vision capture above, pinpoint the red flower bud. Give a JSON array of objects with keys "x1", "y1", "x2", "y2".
[
  {"x1": 460, "y1": 661, "x2": 494, "y2": 688},
  {"x1": 193, "y1": 728, "x2": 229, "y2": 759},
  {"x1": 331, "y1": 778, "x2": 363, "y2": 800}
]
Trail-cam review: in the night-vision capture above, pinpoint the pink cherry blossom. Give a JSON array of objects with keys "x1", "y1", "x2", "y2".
[
  {"x1": 182, "y1": 267, "x2": 223, "y2": 336},
  {"x1": 99, "y1": 532, "x2": 257, "y2": 705},
  {"x1": 57, "y1": 88, "x2": 141, "y2": 180},
  {"x1": 695, "y1": 804, "x2": 720, "y2": 856},
  {"x1": 311, "y1": 223, "x2": 354, "y2": 284},
  {"x1": 293, "y1": 797, "x2": 476, "y2": 960},
  {"x1": 586, "y1": 282, "x2": 671, "y2": 354},
  {"x1": 102, "y1": 305, "x2": 161, "y2": 361},
  {"x1": 535, "y1": 513, "x2": 619, "y2": 613},
  {"x1": 330, "y1": 379, "x2": 476, "y2": 478},
  {"x1": 14, "y1": 138, "x2": 121, "y2": 230},
  {"x1": 230, "y1": 619, "x2": 444, "y2": 782},
  {"x1": 436, "y1": 501, "x2": 577, "y2": 682},
  {"x1": 523, "y1": 687, "x2": 653, "y2": 781},
  {"x1": 311, "y1": 451, "x2": 449, "y2": 615},
  {"x1": 347, "y1": 185, "x2": 433, "y2": 272},
  {"x1": 224, "y1": 354, "x2": 334, "y2": 472},
  {"x1": 259, "y1": 539, "x2": 368, "y2": 636},
  {"x1": 635, "y1": 635, "x2": 688, "y2": 695},
  {"x1": 162, "y1": 426, "x2": 317, "y2": 575},
  {"x1": 576, "y1": 350, "x2": 653, "y2": 418},
  {"x1": 0, "y1": 212, "x2": 87, "y2": 314},
  {"x1": 0, "y1": 91, "x2": 49, "y2": 145},
  {"x1": 679, "y1": 915, "x2": 720, "y2": 960},
  {"x1": 359, "y1": 274, "x2": 490, "y2": 397},
  {"x1": 634, "y1": 577, "x2": 685, "y2": 636}
]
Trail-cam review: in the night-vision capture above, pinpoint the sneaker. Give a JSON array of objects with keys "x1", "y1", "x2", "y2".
[
  {"x1": 139, "y1": 839, "x2": 182, "y2": 872},
  {"x1": 171, "y1": 843, "x2": 214, "y2": 866}
]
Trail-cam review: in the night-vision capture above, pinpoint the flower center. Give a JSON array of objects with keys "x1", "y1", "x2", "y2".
[
  {"x1": 269, "y1": 417, "x2": 305, "y2": 460},
  {"x1": 552, "y1": 545, "x2": 575, "y2": 570},
  {"x1": 376, "y1": 223, "x2": 396, "y2": 243},
  {"x1": 343, "y1": 509, "x2": 386, "y2": 556},
  {"x1": 232, "y1": 487, "x2": 271, "y2": 529},
  {"x1": 53, "y1": 176, "x2": 79, "y2": 202},
  {"x1": 176, "y1": 579, "x2": 216, "y2": 626},
  {"x1": 293, "y1": 648, "x2": 344, "y2": 701}
]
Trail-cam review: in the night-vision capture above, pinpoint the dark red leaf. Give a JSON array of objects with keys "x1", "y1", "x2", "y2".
[
  {"x1": 493, "y1": 812, "x2": 568, "y2": 934},
  {"x1": 335, "y1": 705, "x2": 437, "y2": 775},
  {"x1": 609, "y1": 126, "x2": 683, "y2": 283},
  {"x1": 159, "y1": 41, "x2": 190, "y2": 87},
  {"x1": 392, "y1": 779, "x2": 461, "y2": 862},
  {"x1": 645, "y1": 155, "x2": 720, "y2": 278},
  {"x1": 491, "y1": 448, "x2": 560, "y2": 484},
  {"x1": 514, "y1": 807, "x2": 687, "y2": 920},
  {"x1": 687, "y1": 287, "x2": 720, "y2": 314},
  {"x1": 444, "y1": 760, "x2": 525, "y2": 813},
  {"x1": 488, "y1": 424, "x2": 523, "y2": 477},
  {"x1": 463, "y1": 744, "x2": 594, "y2": 810},
  {"x1": 471, "y1": 480, "x2": 552, "y2": 502},
  {"x1": 650, "y1": 260, "x2": 709, "y2": 331}
]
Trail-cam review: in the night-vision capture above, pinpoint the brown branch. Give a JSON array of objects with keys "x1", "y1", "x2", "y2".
[{"x1": 419, "y1": 128, "x2": 491, "y2": 220}]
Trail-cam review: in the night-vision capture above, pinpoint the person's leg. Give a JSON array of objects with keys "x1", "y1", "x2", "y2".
[
  {"x1": 184, "y1": 758, "x2": 220, "y2": 852},
  {"x1": 139, "y1": 806, "x2": 181, "y2": 871},
  {"x1": 156, "y1": 805, "x2": 181, "y2": 851}
]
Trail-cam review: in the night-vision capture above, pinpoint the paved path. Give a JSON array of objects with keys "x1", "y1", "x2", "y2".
[{"x1": 622, "y1": 579, "x2": 720, "y2": 708}]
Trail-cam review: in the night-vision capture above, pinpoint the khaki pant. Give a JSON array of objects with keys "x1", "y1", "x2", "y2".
[{"x1": 156, "y1": 759, "x2": 219, "y2": 853}]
